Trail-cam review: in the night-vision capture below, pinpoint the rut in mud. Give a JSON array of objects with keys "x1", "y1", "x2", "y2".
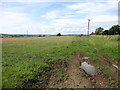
[
  {"x1": 95, "y1": 51, "x2": 119, "y2": 87},
  {"x1": 26, "y1": 52, "x2": 119, "y2": 88},
  {"x1": 48, "y1": 53, "x2": 113, "y2": 88}
]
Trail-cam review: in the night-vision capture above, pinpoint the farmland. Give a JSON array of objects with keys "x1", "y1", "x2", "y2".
[{"x1": 2, "y1": 35, "x2": 119, "y2": 88}]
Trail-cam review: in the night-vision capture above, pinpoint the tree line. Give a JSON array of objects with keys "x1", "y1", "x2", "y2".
[{"x1": 91, "y1": 25, "x2": 120, "y2": 35}]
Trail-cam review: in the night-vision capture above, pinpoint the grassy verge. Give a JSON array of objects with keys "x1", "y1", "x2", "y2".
[{"x1": 74, "y1": 35, "x2": 119, "y2": 61}]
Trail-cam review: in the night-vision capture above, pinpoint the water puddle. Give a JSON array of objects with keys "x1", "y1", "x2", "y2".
[{"x1": 79, "y1": 62, "x2": 96, "y2": 75}]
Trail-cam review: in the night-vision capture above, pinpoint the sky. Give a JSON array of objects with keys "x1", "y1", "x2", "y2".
[{"x1": 0, "y1": 0, "x2": 119, "y2": 34}]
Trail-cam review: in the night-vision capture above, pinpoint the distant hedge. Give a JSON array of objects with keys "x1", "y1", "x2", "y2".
[{"x1": 91, "y1": 25, "x2": 120, "y2": 35}]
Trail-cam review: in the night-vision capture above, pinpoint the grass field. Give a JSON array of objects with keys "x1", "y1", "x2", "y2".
[{"x1": 2, "y1": 35, "x2": 119, "y2": 88}]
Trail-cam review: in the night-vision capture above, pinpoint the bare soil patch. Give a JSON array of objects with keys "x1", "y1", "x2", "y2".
[
  {"x1": 95, "y1": 51, "x2": 119, "y2": 87},
  {"x1": 47, "y1": 52, "x2": 114, "y2": 88},
  {"x1": 24, "y1": 52, "x2": 119, "y2": 88}
]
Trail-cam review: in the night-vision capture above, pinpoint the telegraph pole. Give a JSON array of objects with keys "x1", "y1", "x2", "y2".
[{"x1": 87, "y1": 19, "x2": 91, "y2": 35}]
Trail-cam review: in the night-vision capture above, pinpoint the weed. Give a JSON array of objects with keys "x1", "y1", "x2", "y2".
[
  {"x1": 97, "y1": 66, "x2": 109, "y2": 75},
  {"x1": 57, "y1": 74, "x2": 69, "y2": 82},
  {"x1": 108, "y1": 76, "x2": 116, "y2": 85}
]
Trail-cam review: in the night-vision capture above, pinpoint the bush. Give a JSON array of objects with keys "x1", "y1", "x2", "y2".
[{"x1": 57, "y1": 33, "x2": 61, "y2": 36}]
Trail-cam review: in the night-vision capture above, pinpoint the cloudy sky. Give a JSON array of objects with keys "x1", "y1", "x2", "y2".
[{"x1": 0, "y1": 0, "x2": 119, "y2": 34}]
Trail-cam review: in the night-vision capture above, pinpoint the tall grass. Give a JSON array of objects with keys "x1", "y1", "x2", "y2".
[
  {"x1": 73, "y1": 35, "x2": 119, "y2": 60},
  {"x1": 89, "y1": 35, "x2": 119, "y2": 60}
]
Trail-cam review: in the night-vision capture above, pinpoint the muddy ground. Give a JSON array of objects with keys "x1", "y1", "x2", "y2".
[
  {"x1": 47, "y1": 52, "x2": 119, "y2": 88},
  {"x1": 26, "y1": 52, "x2": 119, "y2": 88}
]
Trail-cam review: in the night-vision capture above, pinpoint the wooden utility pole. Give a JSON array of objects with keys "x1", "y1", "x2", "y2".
[{"x1": 88, "y1": 19, "x2": 91, "y2": 35}]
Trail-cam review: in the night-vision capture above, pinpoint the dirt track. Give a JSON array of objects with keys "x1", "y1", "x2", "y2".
[
  {"x1": 28, "y1": 52, "x2": 119, "y2": 88},
  {"x1": 47, "y1": 52, "x2": 118, "y2": 88}
]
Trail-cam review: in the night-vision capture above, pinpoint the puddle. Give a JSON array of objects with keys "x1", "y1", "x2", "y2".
[
  {"x1": 79, "y1": 62, "x2": 96, "y2": 75},
  {"x1": 112, "y1": 64, "x2": 120, "y2": 70}
]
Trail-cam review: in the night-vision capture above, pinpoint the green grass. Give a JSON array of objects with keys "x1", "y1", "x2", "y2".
[
  {"x1": 2, "y1": 36, "x2": 76, "y2": 88},
  {"x1": 2, "y1": 35, "x2": 119, "y2": 88},
  {"x1": 74, "y1": 35, "x2": 119, "y2": 60},
  {"x1": 90, "y1": 35, "x2": 119, "y2": 60},
  {"x1": 56, "y1": 73, "x2": 69, "y2": 82},
  {"x1": 97, "y1": 66, "x2": 109, "y2": 75}
]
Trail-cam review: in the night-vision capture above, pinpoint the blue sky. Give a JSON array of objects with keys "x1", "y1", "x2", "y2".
[{"x1": 0, "y1": 0, "x2": 118, "y2": 34}]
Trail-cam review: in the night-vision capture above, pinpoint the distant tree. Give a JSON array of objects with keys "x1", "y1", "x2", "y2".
[
  {"x1": 95, "y1": 27, "x2": 104, "y2": 35},
  {"x1": 57, "y1": 33, "x2": 61, "y2": 36},
  {"x1": 102, "y1": 30, "x2": 109, "y2": 35},
  {"x1": 90, "y1": 32, "x2": 95, "y2": 35},
  {"x1": 39, "y1": 35, "x2": 41, "y2": 37},
  {"x1": 43, "y1": 35, "x2": 45, "y2": 37},
  {"x1": 108, "y1": 25, "x2": 120, "y2": 35}
]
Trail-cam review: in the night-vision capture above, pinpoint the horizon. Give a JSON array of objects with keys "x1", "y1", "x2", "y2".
[{"x1": 0, "y1": 33, "x2": 84, "y2": 35}]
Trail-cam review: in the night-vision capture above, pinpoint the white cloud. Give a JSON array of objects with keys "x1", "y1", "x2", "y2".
[
  {"x1": 67, "y1": 2, "x2": 117, "y2": 14},
  {"x1": 89, "y1": 15, "x2": 117, "y2": 22},
  {"x1": 0, "y1": 10, "x2": 32, "y2": 33},
  {"x1": 52, "y1": 19, "x2": 77, "y2": 25},
  {"x1": 74, "y1": 14, "x2": 118, "y2": 25},
  {"x1": 0, "y1": 1, "x2": 118, "y2": 34},
  {"x1": 41, "y1": 11, "x2": 58, "y2": 19},
  {"x1": 1, "y1": 0, "x2": 119, "y2": 2},
  {"x1": 0, "y1": 11, "x2": 30, "y2": 26}
]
